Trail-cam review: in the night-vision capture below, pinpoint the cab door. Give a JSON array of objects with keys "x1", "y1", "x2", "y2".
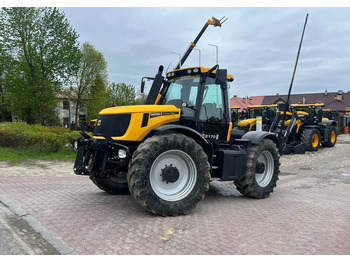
[{"x1": 198, "y1": 78, "x2": 230, "y2": 141}]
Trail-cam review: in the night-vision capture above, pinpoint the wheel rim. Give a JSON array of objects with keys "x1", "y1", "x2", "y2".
[
  {"x1": 312, "y1": 134, "x2": 319, "y2": 148},
  {"x1": 330, "y1": 130, "x2": 336, "y2": 143},
  {"x1": 150, "y1": 150, "x2": 197, "y2": 202},
  {"x1": 255, "y1": 150, "x2": 274, "y2": 187}
]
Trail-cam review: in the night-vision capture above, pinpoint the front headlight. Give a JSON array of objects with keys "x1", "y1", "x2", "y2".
[
  {"x1": 118, "y1": 149, "x2": 127, "y2": 159},
  {"x1": 72, "y1": 140, "x2": 78, "y2": 152}
]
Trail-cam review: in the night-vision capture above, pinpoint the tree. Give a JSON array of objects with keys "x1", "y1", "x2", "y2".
[
  {"x1": 135, "y1": 90, "x2": 148, "y2": 105},
  {"x1": 87, "y1": 74, "x2": 107, "y2": 120},
  {"x1": 0, "y1": 7, "x2": 80, "y2": 125},
  {"x1": 0, "y1": 42, "x2": 9, "y2": 121},
  {"x1": 106, "y1": 83, "x2": 136, "y2": 107},
  {"x1": 71, "y1": 42, "x2": 108, "y2": 128}
]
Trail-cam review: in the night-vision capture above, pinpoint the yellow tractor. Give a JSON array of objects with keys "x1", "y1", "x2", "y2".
[
  {"x1": 270, "y1": 103, "x2": 337, "y2": 153},
  {"x1": 289, "y1": 103, "x2": 337, "y2": 151},
  {"x1": 73, "y1": 17, "x2": 281, "y2": 216},
  {"x1": 237, "y1": 104, "x2": 278, "y2": 132}
]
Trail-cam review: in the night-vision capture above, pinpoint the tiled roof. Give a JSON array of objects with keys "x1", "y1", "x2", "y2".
[
  {"x1": 261, "y1": 91, "x2": 350, "y2": 107},
  {"x1": 230, "y1": 96, "x2": 264, "y2": 112},
  {"x1": 231, "y1": 90, "x2": 350, "y2": 112}
]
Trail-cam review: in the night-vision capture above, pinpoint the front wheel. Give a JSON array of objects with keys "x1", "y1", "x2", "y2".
[
  {"x1": 301, "y1": 128, "x2": 321, "y2": 151},
  {"x1": 234, "y1": 139, "x2": 280, "y2": 199},
  {"x1": 90, "y1": 174, "x2": 130, "y2": 194},
  {"x1": 127, "y1": 133, "x2": 210, "y2": 216}
]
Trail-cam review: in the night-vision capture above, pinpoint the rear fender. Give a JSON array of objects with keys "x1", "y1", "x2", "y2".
[{"x1": 322, "y1": 120, "x2": 337, "y2": 127}]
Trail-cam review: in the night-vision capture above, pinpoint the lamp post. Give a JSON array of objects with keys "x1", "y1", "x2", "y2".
[
  {"x1": 194, "y1": 48, "x2": 201, "y2": 66},
  {"x1": 171, "y1": 52, "x2": 181, "y2": 68},
  {"x1": 208, "y1": 44, "x2": 218, "y2": 64}
]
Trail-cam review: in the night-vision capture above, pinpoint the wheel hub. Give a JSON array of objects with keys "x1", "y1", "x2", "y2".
[
  {"x1": 161, "y1": 165, "x2": 180, "y2": 183},
  {"x1": 255, "y1": 162, "x2": 265, "y2": 173}
]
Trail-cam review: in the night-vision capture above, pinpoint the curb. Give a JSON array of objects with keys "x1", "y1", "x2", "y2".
[{"x1": 0, "y1": 194, "x2": 78, "y2": 255}]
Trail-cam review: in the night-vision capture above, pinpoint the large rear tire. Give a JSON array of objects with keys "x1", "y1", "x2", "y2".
[
  {"x1": 322, "y1": 125, "x2": 337, "y2": 147},
  {"x1": 234, "y1": 139, "x2": 280, "y2": 199},
  {"x1": 301, "y1": 128, "x2": 321, "y2": 151},
  {"x1": 127, "y1": 133, "x2": 210, "y2": 216}
]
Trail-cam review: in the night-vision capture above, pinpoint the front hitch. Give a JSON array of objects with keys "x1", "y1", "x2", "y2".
[{"x1": 73, "y1": 132, "x2": 131, "y2": 177}]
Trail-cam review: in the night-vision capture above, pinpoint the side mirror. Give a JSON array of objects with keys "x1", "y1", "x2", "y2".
[
  {"x1": 215, "y1": 69, "x2": 227, "y2": 85},
  {"x1": 141, "y1": 80, "x2": 145, "y2": 93}
]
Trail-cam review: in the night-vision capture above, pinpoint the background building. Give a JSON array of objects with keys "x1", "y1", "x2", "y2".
[{"x1": 57, "y1": 91, "x2": 88, "y2": 130}]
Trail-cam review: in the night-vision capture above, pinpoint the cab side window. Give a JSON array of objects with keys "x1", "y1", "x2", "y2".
[{"x1": 199, "y1": 83, "x2": 223, "y2": 123}]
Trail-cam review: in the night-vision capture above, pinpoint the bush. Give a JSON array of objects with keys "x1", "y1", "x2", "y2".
[{"x1": 0, "y1": 122, "x2": 81, "y2": 153}]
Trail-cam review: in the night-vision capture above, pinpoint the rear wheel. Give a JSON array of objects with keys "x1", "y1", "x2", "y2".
[
  {"x1": 234, "y1": 139, "x2": 280, "y2": 199},
  {"x1": 127, "y1": 133, "x2": 210, "y2": 216},
  {"x1": 322, "y1": 125, "x2": 337, "y2": 147},
  {"x1": 301, "y1": 128, "x2": 321, "y2": 151}
]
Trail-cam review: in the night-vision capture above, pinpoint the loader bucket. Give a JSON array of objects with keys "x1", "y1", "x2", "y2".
[{"x1": 283, "y1": 141, "x2": 306, "y2": 155}]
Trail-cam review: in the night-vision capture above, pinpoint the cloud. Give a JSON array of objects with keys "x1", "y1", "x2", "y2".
[{"x1": 59, "y1": 7, "x2": 350, "y2": 98}]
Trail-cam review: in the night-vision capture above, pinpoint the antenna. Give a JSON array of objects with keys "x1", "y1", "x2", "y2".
[{"x1": 280, "y1": 14, "x2": 309, "y2": 135}]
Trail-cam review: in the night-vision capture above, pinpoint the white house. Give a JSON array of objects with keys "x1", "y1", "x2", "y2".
[{"x1": 57, "y1": 91, "x2": 88, "y2": 129}]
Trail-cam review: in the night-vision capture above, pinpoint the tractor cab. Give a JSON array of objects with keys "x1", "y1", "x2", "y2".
[
  {"x1": 290, "y1": 103, "x2": 324, "y2": 126},
  {"x1": 237, "y1": 104, "x2": 278, "y2": 132},
  {"x1": 322, "y1": 108, "x2": 334, "y2": 123},
  {"x1": 155, "y1": 65, "x2": 234, "y2": 143}
]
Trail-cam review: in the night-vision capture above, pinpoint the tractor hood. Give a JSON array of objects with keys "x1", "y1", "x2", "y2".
[
  {"x1": 99, "y1": 104, "x2": 180, "y2": 115},
  {"x1": 93, "y1": 105, "x2": 181, "y2": 141},
  {"x1": 238, "y1": 118, "x2": 256, "y2": 127}
]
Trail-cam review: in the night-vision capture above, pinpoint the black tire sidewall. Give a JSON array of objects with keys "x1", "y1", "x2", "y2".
[
  {"x1": 90, "y1": 175, "x2": 130, "y2": 195},
  {"x1": 234, "y1": 139, "x2": 280, "y2": 199},
  {"x1": 322, "y1": 125, "x2": 337, "y2": 147},
  {"x1": 127, "y1": 133, "x2": 210, "y2": 216},
  {"x1": 301, "y1": 128, "x2": 321, "y2": 151}
]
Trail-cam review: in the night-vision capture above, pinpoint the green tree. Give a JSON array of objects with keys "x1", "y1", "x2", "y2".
[
  {"x1": 87, "y1": 74, "x2": 107, "y2": 120},
  {"x1": 135, "y1": 90, "x2": 148, "y2": 105},
  {"x1": 106, "y1": 83, "x2": 136, "y2": 106},
  {"x1": 71, "y1": 42, "x2": 108, "y2": 128},
  {"x1": 0, "y1": 42, "x2": 10, "y2": 121},
  {"x1": 0, "y1": 7, "x2": 80, "y2": 125}
]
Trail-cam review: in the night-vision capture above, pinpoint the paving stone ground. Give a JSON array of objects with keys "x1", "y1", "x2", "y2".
[{"x1": 0, "y1": 135, "x2": 349, "y2": 255}]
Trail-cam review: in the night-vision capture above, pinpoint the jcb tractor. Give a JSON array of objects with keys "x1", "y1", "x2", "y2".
[
  {"x1": 270, "y1": 103, "x2": 337, "y2": 154},
  {"x1": 236, "y1": 104, "x2": 278, "y2": 132},
  {"x1": 73, "y1": 16, "x2": 281, "y2": 216},
  {"x1": 288, "y1": 103, "x2": 337, "y2": 151}
]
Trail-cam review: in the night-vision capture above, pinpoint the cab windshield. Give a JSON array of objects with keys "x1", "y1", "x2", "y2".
[
  {"x1": 161, "y1": 76, "x2": 199, "y2": 117},
  {"x1": 162, "y1": 76, "x2": 225, "y2": 122},
  {"x1": 249, "y1": 109, "x2": 264, "y2": 118}
]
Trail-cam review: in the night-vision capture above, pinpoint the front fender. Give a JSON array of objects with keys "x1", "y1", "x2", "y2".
[
  {"x1": 241, "y1": 131, "x2": 279, "y2": 146},
  {"x1": 146, "y1": 124, "x2": 214, "y2": 165}
]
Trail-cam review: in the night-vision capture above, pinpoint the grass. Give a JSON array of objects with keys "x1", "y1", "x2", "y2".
[
  {"x1": 0, "y1": 146, "x2": 76, "y2": 162},
  {"x1": 0, "y1": 122, "x2": 81, "y2": 163}
]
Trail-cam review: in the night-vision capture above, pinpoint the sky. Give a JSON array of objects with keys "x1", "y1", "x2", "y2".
[{"x1": 3, "y1": 1, "x2": 350, "y2": 98}]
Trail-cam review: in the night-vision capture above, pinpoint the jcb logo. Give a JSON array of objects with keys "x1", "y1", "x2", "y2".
[{"x1": 97, "y1": 120, "x2": 102, "y2": 126}]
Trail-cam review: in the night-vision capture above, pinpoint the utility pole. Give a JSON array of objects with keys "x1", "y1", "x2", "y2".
[
  {"x1": 171, "y1": 52, "x2": 181, "y2": 68},
  {"x1": 194, "y1": 48, "x2": 201, "y2": 66},
  {"x1": 208, "y1": 44, "x2": 218, "y2": 64}
]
